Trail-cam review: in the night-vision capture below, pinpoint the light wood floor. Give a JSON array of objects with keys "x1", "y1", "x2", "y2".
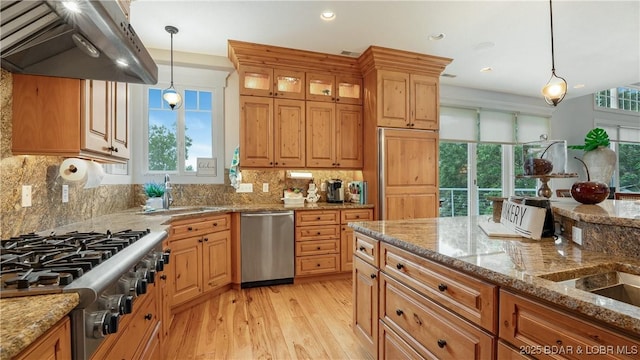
[{"x1": 164, "y1": 279, "x2": 371, "y2": 360}]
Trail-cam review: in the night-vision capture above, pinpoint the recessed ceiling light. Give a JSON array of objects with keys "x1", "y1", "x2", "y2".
[
  {"x1": 321, "y1": 10, "x2": 335, "y2": 21},
  {"x1": 441, "y1": 73, "x2": 457, "y2": 78},
  {"x1": 480, "y1": 67, "x2": 493, "y2": 73},
  {"x1": 573, "y1": 84, "x2": 585, "y2": 89},
  {"x1": 62, "y1": 1, "x2": 81, "y2": 13},
  {"x1": 428, "y1": 33, "x2": 446, "y2": 41}
]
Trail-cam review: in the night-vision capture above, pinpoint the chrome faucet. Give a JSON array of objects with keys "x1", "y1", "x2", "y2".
[{"x1": 163, "y1": 174, "x2": 173, "y2": 209}]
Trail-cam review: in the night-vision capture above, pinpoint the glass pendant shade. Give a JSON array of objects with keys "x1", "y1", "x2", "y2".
[
  {"x1": 162, "y1": 86, "x2": 182, "y2": 109},
  {"x1": 542, "y1": 71, "x2": 567, "y2": 106}
]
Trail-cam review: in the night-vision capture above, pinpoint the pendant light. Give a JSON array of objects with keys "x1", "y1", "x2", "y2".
[
  {"x1": 541, "y1": 0, "x2": 567, "y2": 106},
  {"x1": 163, "y1": 25, "x2": 182, "y2": 110}
]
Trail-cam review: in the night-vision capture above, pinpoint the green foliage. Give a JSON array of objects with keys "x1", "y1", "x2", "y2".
[
  {"x1": 143, "y1": 182, "x2": 165, "y2": 197},
  {"x1": 568, "y1": 128, "x2": 610, "y2": 152},
  {"x1": 148, "y1": 124, "x2": 194, "y2": 171},
  {"x1": 619, "y1": 143, "x2": 640, "y2": 192}
]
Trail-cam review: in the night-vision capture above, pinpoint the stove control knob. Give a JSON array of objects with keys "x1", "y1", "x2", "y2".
[
  {"x1": 138, "y1": 261, "x2": 156, "y2": 284},
  {"x1": 137, "y1": 278, "x2": 148, "y2": 295},
  {"x1": 147, "y1": 269, "x2": 156, "y2": 284},
  {"x1": 154, "y1": 252, "x2": 165, "y2": 271},
  {"x1": 118, "y1": 276, "x2": 140, "y2": 298},
  {"x1": 87, "y1": 310, "x2": 119, "y2": 338},
  {"x1": 124, "y1": 295, "x2": 134, "y2": 314},
  {"x1": 163, "y1": 249, "x2": 171, "y2": 265},
  {"x1": 99, "y1": 294, "x2": 128, "y2": 315}
]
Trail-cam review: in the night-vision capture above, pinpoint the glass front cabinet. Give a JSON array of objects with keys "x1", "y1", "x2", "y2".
[
  {"x1": 239, "y1": 65, "x2": 305, "y2": 100},
  {"x1": 306, "y1": 73, "x2": 362, "y2": 104}
]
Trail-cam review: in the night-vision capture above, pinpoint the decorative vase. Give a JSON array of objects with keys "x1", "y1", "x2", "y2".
[
  {"x1": 145, "y1": 197, "x2": 164, "y2": 209},
  {"x1": 582, "y1": 146, "x2": 616, "y2": 184}
]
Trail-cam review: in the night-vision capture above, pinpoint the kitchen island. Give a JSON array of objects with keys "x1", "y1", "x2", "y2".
[{"x1": 350, "y1": 202, "x2": 640, "y2": 359}]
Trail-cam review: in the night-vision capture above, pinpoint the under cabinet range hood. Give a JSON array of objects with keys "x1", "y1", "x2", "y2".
[{"x1": 0, "y1": 0, "x2": 158, "y2": 84}]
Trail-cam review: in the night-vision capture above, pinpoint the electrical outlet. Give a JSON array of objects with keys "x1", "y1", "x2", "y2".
[
  {"x1": 62, "y1": 185, "x2": 69, "y2": 203},
  {"x1": 237, "y1": 183, "x2": 253, "y2": 193},
  {"x1": 321, "y1": 182, "x2": 327, "y2": 191},
  {"x1": 572, "y1": 226, "x2": 583, "y2": 246},
  {"x1": 22, "y1": 185, "x2": 32, "y2": 207},
  {"x1": 262, "y1": 183, "x2": 269, "y2": 192}
]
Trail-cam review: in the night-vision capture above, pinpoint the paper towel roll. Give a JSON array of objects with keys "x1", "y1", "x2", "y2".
[{"x1": 59, "y1": 158, "x2": 104, "y2": 188}]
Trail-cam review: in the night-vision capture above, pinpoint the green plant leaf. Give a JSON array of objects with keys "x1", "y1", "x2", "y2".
[{"x1": 568, "y1": 128, "x2": 610, "y2": 152}]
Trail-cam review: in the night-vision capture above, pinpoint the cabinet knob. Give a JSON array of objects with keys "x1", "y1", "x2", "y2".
[
  {"x1": 316, "y1": 263, "x2": 321, "y2": 267},
  {"x1": 316, "y1": 217, "x2": 321, "y2": 220},
  {"x1": 144, "y1": 313, "x2": 153, "y2": 321},
  {"x1": 275, "y1": 162, "x2": 279, "y2": 165},
  {"x1": 370, "y1": 273, "x2": 377, "y2": 279},
  {"x1": 316, "y1": 232, "x2": 321, "y2": 235},
  {"x1": 335, "y1": 98, "x2": 340, "y2": 102},
  {"x1": 213, "y1": 222, "x2": 218, "y2": 227},
  {"x1": 396, "y1": 263, "x2": 405, "y2": 270},
  {"x1": 270, "y1": 162, "x2": 273, "y2": 165},
  {"x1": 317, "y1": 246, "x2": 321, "y2": 250},
  {"x1": 438, "y1": 283, "x2": 448, "y2": 292},
  {"x1": 107, "y1": 146, "x2": 118, "y2": 152},
  {"x1": 204, "y1": 237, "x2": 209, "y2": 242},
  {"x1": 355, "y1": 215, "x2": 360, "y2": 218},
  {"x1": 395, "y1": 309, "x2": 403, "y2": 316},
  {"x1": 198, "y1": 238, "x2": 203, "y2": 243},
  {"x1": 274, "y1": 92, "x2": 278, "y2": 96},
  {"x1": 160, "y1": 275, "x2": 167, "y2": 280},
  {"x1": 359, "y1": 246, "x2": 365, "y2": 251},
  {"x1": 437, "y1": 339, "x2": 447, "y2": 348},
  {"x1": 269, "y1": 92, "x2": 273, "y2": 95},
  {"x1": 336, "y1": 163, "x2": 340, "y2": 167},
  {"x1": 188, "y1": 227, "x2": 193, "y2": 231},
  {"x1": 282, "y1": 162, "x2": 285, "y2": 165}
]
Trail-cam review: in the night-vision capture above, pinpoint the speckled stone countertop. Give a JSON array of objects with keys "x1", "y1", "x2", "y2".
[
  {"x1": 0, "y1": 293, "x2": 79, "y2": 359},
  {"x1": 0, "y1": 202, "x2": 372, "y2": 357},
  {"x1": 552, "y1": 198, "x2": 640, "y2": 228},
  {"x1": 349, "y1": 216, "x2": 640, "y2": 337}
]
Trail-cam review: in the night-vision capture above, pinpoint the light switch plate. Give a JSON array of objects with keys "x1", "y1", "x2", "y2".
[
  {"x1": 22, "y1": 185, "x2": 32, "y2": 207},
  {"x1": 262, "y1": 183, "x2": 269, "y2": 192},
  {"x1": 237, "y1": 183, "x2": 253, "y2": 193},
  {"x1": 572, "y1": 226, "x2": 583, "y2": 246},
  {"x1": 62, "y1": 185, "x2": 69, "y2": 203}
]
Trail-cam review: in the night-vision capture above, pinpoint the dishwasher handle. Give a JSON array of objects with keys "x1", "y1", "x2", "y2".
[{"x1": 241, "y1": 211, "x2": 294, "y2": 217}]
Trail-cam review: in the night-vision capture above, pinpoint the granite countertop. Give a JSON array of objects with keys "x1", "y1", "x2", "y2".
[
  {"x1": 0, "y1": 293, "x2": 79, "y2": 359},
  {"x1": 349, "y1": 215, "x2": 640, "y2": 337},
  {"x1": 551, "y1": 198, "x2": 640, "y2": 228},
  {"x1": 0, "y1": 202, "x2": 373, "y2": 357}
]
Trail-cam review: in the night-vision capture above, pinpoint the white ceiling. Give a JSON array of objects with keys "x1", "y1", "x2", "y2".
[{"x1": 130, "y1": 0, "x2": 640, "y2": 101}]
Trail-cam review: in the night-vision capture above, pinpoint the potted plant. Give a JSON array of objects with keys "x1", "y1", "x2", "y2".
[
  {"x1": 143, "y1": 182, "x2": 165, "y2": 209},
  {"x1": 568, "y1": 128, "x2": 615, "y2": 184}
]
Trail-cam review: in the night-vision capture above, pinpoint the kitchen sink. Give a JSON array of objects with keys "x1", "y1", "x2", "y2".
[
  {"x1": 554, "y1": 271, "x2": 640, "y2": 307},
  {"x1": 139, "y1": 206, "x2": 225, "y2": 216}
]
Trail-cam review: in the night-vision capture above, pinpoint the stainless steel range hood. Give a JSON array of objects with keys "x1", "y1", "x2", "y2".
[{"x1": 1, "y1": 0, "x2": 158, "y2": 84}]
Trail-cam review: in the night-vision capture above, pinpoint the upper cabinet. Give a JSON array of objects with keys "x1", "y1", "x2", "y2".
[
  {"x1": 12, "y1": 74, "x2": 130, "y2": 163},
  {"x1": 239, "y1": 65, "x2": 305, "y2": 100},
  {"x1": 376, "y1": 70, "x2": 438, "y2": 130},
  {"x1": 306, "y1": 73, "x2": 362, "y2": 104}
]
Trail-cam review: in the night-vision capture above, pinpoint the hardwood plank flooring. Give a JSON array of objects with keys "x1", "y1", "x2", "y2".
[{"x1": 164, "y1": 279, "x2": 371, "y2": 360}]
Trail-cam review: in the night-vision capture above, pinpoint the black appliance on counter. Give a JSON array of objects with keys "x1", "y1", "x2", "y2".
[
  {"x1": 326, "y1": 179, "x2": 344, "y2": 203},
  {"x1": 0, "y1": 229, "x2": 168, "y2": 360}
]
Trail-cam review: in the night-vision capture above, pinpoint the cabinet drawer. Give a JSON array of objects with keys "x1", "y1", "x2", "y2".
[
  {"x1": 354, "y1": 232, "x2": 379, "y2": 267},
  {"x1": 379, "y1": 320, "x2": 426, "y2": 360},
  {"x1": 381, "y1": 243, "x2": 497, "y2": 333},
  {"x1": 500, "y1": 290, "x2": 639, "y2": 360},
  {"x1": 497, "y1": 340, "x2": 534, "y2": 360},
  {"x1": 171, "y1": 214, "x2": 230, "y2": 238},
  {"x1": 296, "y1": 239, "x2": 339, "y2": 256},
  {"x1": 296, "y1": 225, "x2": 340, "y2": 241},
  {"x1": 380, "y1": 274, "x2": 495, "y2": 360},
  {"x1": 296, "y1": 254, "x2": 340, "y2": 276},
  {"x1": 296, "y1": 210, "x2": 340, "y2": 226},
  {"x1": 341, "y1": 209, "x2": 374, "y2": 223}
]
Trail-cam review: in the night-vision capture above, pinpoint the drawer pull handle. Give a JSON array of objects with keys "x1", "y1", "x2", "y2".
[
  {"x1": 317, "y1": 232, "x2": 321, "y2": 235},
  {"x1": 396, "y1": 263, "x2": 405, "y2": 270},
  {"x1": 359, "y1": 246, "x2": 365, "y2": 251},
  {"x1": 356, "y1": 215, "x2": 360, "y2": 218},
  {"x1": 188, "y1": 227, "x2": 193, "y2": 231},
  {"x1": 204, "y1": 237, "x2": 209, "y2": 242},
  {"x1": 437, "y1": 339, "x2": 447, "y2": 348},
  {"x1": 213, "y1": 223, "x2": 218, "y2": 227},
  {"x1": 316, "y1": 263, "x2": 321, "y2": 267},
  {"x1": 438, "y1": 283, "x2": 448, "y2": 292},
  {"x1": 160, "y1": 275, "x2": 167, "y2": 280},
  {"x1": 370, "y1": 273, "x2": 377, "y2": 279},
  {"x1": 144, "y1": 313, "x2": 152, "y2": 320},
  {"x1": 316, "y1": 217, "x2": 321, "y2": 220},
  {"x1": 413, "y1": 313, "x2": 423, "y2": 326},
  {"x1": 317, "y1": 246, "x2": 321, "y2": 250},
  {"x1": 395, "y1": 309, "x2": 403, "y2": 316}
]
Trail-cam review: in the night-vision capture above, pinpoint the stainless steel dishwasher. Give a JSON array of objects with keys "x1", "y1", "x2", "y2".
[{"x1": 241, "y1": 211, "x2": 294, "y2": 288}]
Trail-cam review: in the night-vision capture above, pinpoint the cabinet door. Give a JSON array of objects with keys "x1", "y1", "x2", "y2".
[
  {"x1": 306, "y1": 101, "x2": 336, "y2": 167},
  {"x1": 336, "y1": 75, "x2": 363, "y2": 105},
  {"x1": 240, "y1": 96, "x2": 274, "y2": 167},
  {"x1": 336, "y1": 104, "x2": 363, "y2": 168},
  {"x1": 341, "y1": 228, "x2": 354, "y2": 272},
  {"x1": 239, "y1": 65, "x2": 273, "y2": 96},
  {"x1": 381, "y1": 129, "x2": 439, "y2": 220},
  {"x1": 274, "y1": 99, "x2": 306, "y2": 167},
  {"x1": 82, "y1": 80, "x2": 112, "y2": 155},
  {"x1": 273, "y1": 68, "x2": 305, "y2": 99},
  {"x1": 12, "y1": 74, "x2": 81, "y2": 155},
  {"x1": 202, "y1": 230, "x2": 232, "y2": 292},
  {"x1": 353, "y1": 257, "x2": 379, "y2": 358},
  {"x1": 377, "y1": 70, "x2": 410, "y2": 128},
  {"x1": 14, "y1": 317, "x2": 71, "y2": 360},
  {"x1": 306, "y1": 73, "x2": 336, "y2": 102},
  {"x1": 111, "y1": 81, "x2": 130, "y2": 158},
  {"x1": 410, "y1": 75, "x2": 438, "y2": 130},
  {"x1": 169, "y1": 236, "x2": 202, "y2": 306}
]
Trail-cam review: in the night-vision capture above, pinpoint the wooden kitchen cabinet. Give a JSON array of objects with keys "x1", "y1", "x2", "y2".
[
  {"x1": 306, "y1": 101, "x2": 363, "y2": 168},
  {"x1": 340, "y1": 208, "x2": 374, "y2": 272},
  {"x1": 168, "y1": 214, "x2": 232, "y2": 307},
  {"x1": 354, "y1": 255, "x2": 379, "y2": 359},
  {"x1": 12, "y1": 74, "x2": 129, "y2": 163},
  {"x1": 295, "y1": 210, "x2": 341, "y2": 277},
  {"x1": 500, "y1": 290, "x2": 640, "y2": 360},
  {"x1": 306, "y1": 72, "x2": 362, "y2": 104},
  {"x1": 239, "y1": 65, "x2": 305, "y2": 100},
  {"x1": 14, "y1": 316, "x2": 71, "y2": 360},
  {"x1": 375, "y1": 70, "x2": 439, "y2": 130},
  {"x1": 240, "y1": 96, "x2": 305, "y2": 167},
  {"x1": 381, "y1": 129, "x2": 439, "y2": 220}
]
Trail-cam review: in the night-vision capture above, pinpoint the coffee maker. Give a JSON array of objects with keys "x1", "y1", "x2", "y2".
[{"x1": 326, "y1": 179, "x2": 344, "y2": 203}]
